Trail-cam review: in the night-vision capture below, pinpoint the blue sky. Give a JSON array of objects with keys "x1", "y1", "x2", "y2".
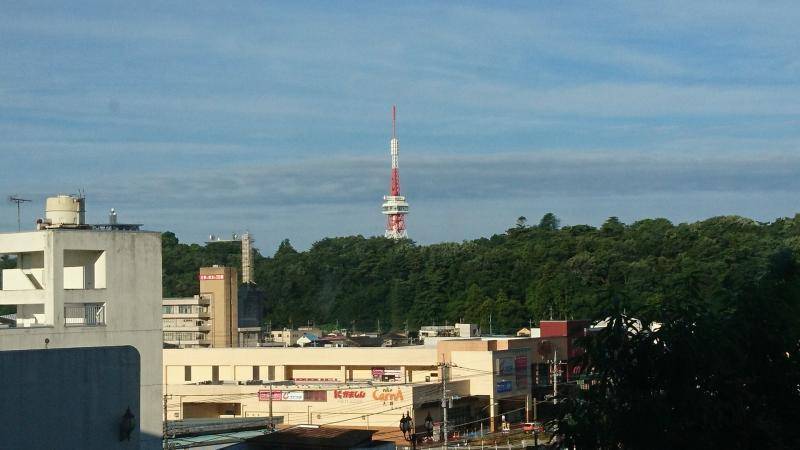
[{"x1": 2, "y1": 1, "x2": 800, "y2": 252}]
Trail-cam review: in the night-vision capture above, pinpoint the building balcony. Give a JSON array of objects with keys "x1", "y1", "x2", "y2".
[
  {"x1": 163, "y1": 325, "x2": 211, "y2": 332},
  {"x1": 164, "y1": 331, "x2": 211, "y2": 346},
  {"x1": 163, "y1": 312, "x2": 211, "y2": 319},
  {"x1": 164, "y1": 339, "x2": 211, "y2": 347},
  {"x1": 163, "y1": 295, "x2": 211, "y2": 306},
  {"x1": 64, "y1": 303, "x2": 106, "y2": 327},
  {"x1": 0, "y1": 289, "x2": 47, "y2": 305}
]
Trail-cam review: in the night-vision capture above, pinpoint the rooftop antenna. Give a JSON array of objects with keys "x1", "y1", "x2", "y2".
[{"x1": 8, "y1": 196, "x2": 31, "y2": 231}]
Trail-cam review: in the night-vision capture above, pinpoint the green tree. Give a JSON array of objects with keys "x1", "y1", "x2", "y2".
[{"x1": 538, "y1": 212, "x2": 560, "y2": 230}]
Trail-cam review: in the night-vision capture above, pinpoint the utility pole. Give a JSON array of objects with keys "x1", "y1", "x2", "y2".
[
  {"x1": 163, "y1": 394, "x2": 169, "y2": 449},
  {"x1": 268, "y1": 381, "x2": 274, "y2": 430},
  {"x1": 8, "y1": 196, "x2": 31, "y2": 232},
  {"x1": 441, "y1": 361, "x2": 448, "y2": 449},
  {"x1": 553, "y1": 348, "x2": 558, "y2": 403}
]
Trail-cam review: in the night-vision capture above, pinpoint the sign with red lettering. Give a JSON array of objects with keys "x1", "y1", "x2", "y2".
[
  {"x1": 332, "y1": 388, "x2": 404, "y2": 402},
  {"x1": 333, "y1": 390, "x2": 366, "y2": 399},
  {"x1": 199, "y1": 274, "x2": 225, "y2": 280},
  {"x1": 258, "y1": 390, "x2": 305, "y2": 401}
]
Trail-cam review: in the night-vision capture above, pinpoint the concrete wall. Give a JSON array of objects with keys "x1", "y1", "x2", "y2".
[
  {"x1": 0, "y1": 346, "x2": 147, "y2": 450},
  {"x1": 165, "y1": 347, "x2": 440, "y2": 370}
]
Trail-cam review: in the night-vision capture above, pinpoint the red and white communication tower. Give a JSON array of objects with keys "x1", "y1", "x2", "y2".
[{"x1": 381, "y1": 105, "x2": 409, "y2": 239}]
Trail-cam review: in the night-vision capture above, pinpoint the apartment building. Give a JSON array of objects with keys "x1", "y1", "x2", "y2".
[
  {"x1": 163, "y1": 294, "x2": 212, "y2": 348},
  {"x1": 0, "y1": 196, "x2": 162, "y2": 449}
]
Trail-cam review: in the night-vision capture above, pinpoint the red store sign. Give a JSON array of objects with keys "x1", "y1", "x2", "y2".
[{"x1": 333, "y1": 390, "x2": 366, "y2": 399}]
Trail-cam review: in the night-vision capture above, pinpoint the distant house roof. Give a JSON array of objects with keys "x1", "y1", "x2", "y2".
[
  {"x1": 381, "y1": 331, "x2": 408, "y2": 340},
  {"x1": 346, "y1": 336, "x2": 382, "y2": 347}
]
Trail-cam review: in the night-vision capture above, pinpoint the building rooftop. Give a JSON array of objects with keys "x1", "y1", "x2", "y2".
[{"x1": 243, "y1": 426, "x2": 381, "y2": 449}]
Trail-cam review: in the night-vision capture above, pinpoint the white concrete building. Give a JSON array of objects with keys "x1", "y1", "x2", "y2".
[
  {"x1": 0, "y1": 225, "x2": 163, "y2": 449},
  {"x1": 270, "y1": 328, "x2": 304, "y2": 346},
  {"x1": 163, "y1": 294, "x2": 212, "y2": 348}
]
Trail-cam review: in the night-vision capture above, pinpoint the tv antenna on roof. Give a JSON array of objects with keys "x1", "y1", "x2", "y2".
[{"x1": 8, "y1": 196, "x2": 31, "y2": 231}]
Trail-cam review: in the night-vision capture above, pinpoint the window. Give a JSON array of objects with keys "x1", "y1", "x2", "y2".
[
  {"x1": 268, "y1": 366, "x2": 275, "y2": 381},
  {"x1": 64, "y1": 303, "x2": 105, "y2": 326},
  {"x1": 184, "y1": 366, "x2": 192, "y2": 382},
  {"x1": 253, "y1": 366, "x2": 260, "y2": 381},
  {"x1": 212, "y1": 366, "x2": 219, "y2": 382}
]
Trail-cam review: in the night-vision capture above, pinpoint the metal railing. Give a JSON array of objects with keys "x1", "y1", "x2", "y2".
[
  {"x1": 163, "y1": 331, "x2": 209, "y2": 341},
  {"x1": 64, "y1": 303, "x2": 105, "y2": 326}
]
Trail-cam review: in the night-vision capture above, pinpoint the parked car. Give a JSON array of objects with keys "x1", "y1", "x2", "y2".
[{"x1": 523, "y1": 421, "x2": 544, "y2": 433}]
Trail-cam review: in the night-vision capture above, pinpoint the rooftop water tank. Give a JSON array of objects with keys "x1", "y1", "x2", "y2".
[{"x1": 45, "y1": 195, "x2": 85, "y2": 227}]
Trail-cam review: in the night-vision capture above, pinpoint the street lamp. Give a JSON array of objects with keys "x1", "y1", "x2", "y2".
[{"x1": 118, "y1": 407, "x2": 135, "y2": 441}]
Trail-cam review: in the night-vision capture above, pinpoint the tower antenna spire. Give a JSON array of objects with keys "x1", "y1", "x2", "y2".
[{"x1": 381, "y1": 105, "x2": 409, "y2": 239}]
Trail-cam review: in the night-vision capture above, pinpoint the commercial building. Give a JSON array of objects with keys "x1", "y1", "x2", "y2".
[
  {"x1": 163, "y1": 337, "x2": 536, "y2": 436},
  {"x1": 163, "y1": 266, "x2": 269, "y2": 348},
  {"x1": 201, "y1": 266, "x2": 239, "y2": 347},
  {"x1": 419, "y1": 322, "x2": 480, "y2": 339},
  {"x1": 0, "y1": 196, "x2": 163, "y2": 449}
]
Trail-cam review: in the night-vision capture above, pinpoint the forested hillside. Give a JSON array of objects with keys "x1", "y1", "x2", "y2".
[{"x1": 162, "y1": 213, "x2": 800, "y2": 334}]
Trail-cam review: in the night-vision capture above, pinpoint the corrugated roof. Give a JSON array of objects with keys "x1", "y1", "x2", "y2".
[{"x1": 245, "y1": 426, "x2": 376, "y2": 449}]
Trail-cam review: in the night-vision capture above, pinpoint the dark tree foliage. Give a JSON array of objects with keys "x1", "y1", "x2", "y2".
[
  {"x1": 161, "y1": 214, "x2": 800, "y2": 336},
  {"x1": 538, "y1": 212, "x2": 560, "y2": 231},
  {"x1": 559, "y1": 249, "x2": 800, "y2": 449}
]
